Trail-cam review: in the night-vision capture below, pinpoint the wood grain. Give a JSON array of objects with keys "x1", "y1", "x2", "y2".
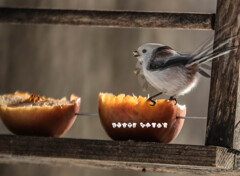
[
  {"x1": 1, "y1": 154, "x2": 240, "y2": 176},
  {"x1": 0, "y1": 135, "x2": 236, "y2": 171},
  {"x1": 0, "y1": 7, "x2": 215, "y2": 30},
  {"x1": 206, "y1": 0, "x2": 240, "y2": 150}
]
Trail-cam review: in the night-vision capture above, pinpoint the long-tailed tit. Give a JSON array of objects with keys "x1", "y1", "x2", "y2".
[{"x1": 133, "y1": 33, "x2": 239, "y2": 106}]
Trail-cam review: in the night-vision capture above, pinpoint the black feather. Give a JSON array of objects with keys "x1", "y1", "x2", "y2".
[
  {"x1": 147, "y1": 46, "x2": 191, "y2": 71},
  {"x1": 198, "y1": 68, "x2": 211, "y2": 78},
  {"x1": 200, "y1": 63, "x2": 211, "y2": 70}
]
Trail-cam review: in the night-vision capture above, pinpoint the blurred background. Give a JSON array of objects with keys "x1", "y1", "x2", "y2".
[{"x1": 0, "y1": 0, "x2": 217, "y2": 175}]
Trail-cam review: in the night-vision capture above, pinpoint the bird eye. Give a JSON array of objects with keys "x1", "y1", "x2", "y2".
[{"x1": 142, "y1": 49, "x2": 147, "y2": 53}]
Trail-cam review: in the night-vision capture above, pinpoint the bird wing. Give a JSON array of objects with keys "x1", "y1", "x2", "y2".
[
  {"x1": 163, "y1": 55, "x2": 191, "y2": 68},
  {"x1": 147, "y1": 53, "x2": 191, "y2": 71},
  {"x1": 148, "y1": 52, "x2": 212, "y2": 78}
]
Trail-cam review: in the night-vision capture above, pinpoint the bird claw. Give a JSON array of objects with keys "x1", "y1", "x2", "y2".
[
  {"x1": 169, "y1": 96, "x2": 177, "y2": 105},
  {"x1": 147, "y1": 98, "x2": 156, "y2": 106},
  {"x1": 147, "y1": 92, "x2": 163, "y2": 106}
]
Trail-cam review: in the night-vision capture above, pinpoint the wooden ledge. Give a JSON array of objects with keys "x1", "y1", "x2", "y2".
[
  {"x1": 0, "y1": 135, "x2": 239, "y2": 175},
  {"x1": 0, "y1": 7, "x2": 214, "y2": 30}
]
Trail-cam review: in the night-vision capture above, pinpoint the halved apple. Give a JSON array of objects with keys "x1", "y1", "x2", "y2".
[
  {"x1": 0, "y1": 91, "x2": 81, "y2": 137},
  {"x1": 98, "y1": 93, "x2": 186, "y2": 143}
]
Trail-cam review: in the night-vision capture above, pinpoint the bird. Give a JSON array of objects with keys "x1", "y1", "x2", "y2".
[{"x1": 133, "y1": 34, "x2": 239, "y2": 106}]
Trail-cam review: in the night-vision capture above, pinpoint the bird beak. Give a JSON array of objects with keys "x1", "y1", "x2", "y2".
[{"x1": 133, "y1": 51, "x2": 140, "y2": 57}]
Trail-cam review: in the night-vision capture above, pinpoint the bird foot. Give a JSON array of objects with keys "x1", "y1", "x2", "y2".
[
  {"x1": 147, "y1": 92, "x2": 163, "y2": 106},
  {"x1": 147, "y1": 98, "x2": 156, "y2": 106},
  {"x1": 169, "y1": 96, "x2": 177, "y2": 105}
]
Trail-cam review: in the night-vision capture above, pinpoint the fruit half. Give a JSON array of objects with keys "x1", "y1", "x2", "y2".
[
  {"x1": 98, "y1": 93, "x2": 186, "y2": 143},
  {"x1": 0, "y1": 91, "x2": 81, "y2": 137}
]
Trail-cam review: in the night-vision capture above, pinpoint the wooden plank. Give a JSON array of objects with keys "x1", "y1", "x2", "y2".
[
  {"x1": 0, "y1": 7, "x2": 215, "y2": 30},
  {"x1": 235, "y1": 154, "x2": 240, "y2": 169},
  {"x1": 205, "y1": 0, "x2": 240, "y2": 151},
  {"x1": 1, "y1": 154, "x2": 240, "y2": 176},
  {"x1": 0, "y1": 135, "x2": 236, "y2": 171}
]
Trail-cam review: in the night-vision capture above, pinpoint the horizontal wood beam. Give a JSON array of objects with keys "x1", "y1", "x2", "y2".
[
  {"x1": 0, "y1": 135, "x2": 238, "y2": 175},
  {"x1": 0, "y1": 7, "x2": 215, "y2": 30},
  {"x1": 1, "y1": 154, "x2": 240, "y2": 176}
]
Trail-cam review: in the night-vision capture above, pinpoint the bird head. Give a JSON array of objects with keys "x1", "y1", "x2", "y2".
[{"x1": 133, "y1": 43, "x2": 177, "y2": 65}]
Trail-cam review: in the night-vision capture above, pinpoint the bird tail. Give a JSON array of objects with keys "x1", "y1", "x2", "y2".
[
  {"x1": 186, "y1": 34, "x2": 240, "y2": 67},
  {"x1": 186, "y1": 45, "x2": 239, "y2": 68}
]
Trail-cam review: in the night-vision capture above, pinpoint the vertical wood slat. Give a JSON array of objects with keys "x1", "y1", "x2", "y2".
[{"x1": 206, "y1": 0, "x2": 240, "y2": 150}]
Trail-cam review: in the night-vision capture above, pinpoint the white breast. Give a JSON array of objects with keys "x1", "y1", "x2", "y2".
[{"x1": 143, "y1": 66, "x2": 199, "y2": 96}]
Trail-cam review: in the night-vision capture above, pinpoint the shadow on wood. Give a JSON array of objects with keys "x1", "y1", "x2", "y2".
[{"x1": 0, "y1": 135, "x2": 239, "y2": 175}]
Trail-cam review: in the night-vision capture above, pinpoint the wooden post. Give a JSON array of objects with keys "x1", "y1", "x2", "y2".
[{"x1": 206, "y1": 0, "x2": 240, "y2": 150}]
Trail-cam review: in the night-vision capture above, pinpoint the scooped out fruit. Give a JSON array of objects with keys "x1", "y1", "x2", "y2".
[
  {"x1": 0, "y1": 91, "x2": 81, "y2": 137},
  {"x1": 98, "y1": 93, "x2": 186, "y2": 143}
]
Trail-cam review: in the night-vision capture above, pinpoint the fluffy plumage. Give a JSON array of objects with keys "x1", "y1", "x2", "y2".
[{"x1": 133, "y1": 34, "x2": 239, "y2": 97}]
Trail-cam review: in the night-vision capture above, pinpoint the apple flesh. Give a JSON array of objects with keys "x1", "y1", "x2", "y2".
[
  {"x1": 0, "y1": 92, "x2": 81, "y2": 137},
  {"x1": 98, "y1": 93, "x2": 186, "y2": 143}
]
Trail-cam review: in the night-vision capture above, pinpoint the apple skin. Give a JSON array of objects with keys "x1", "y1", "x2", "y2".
[
  {"x1": 98, "y1": 93, "x2": 186, "y2": 143},
  {"x1": 0, "y1": 94, "x2": 81, "y2": 137}
]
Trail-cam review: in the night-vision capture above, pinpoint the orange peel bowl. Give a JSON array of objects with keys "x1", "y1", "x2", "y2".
[
  {"x1": 98, "y1": 93, "x2": 186, "y2": 143},
  {"x1": 0, "y1": 91, "x2": 81, "y2": 137}
]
